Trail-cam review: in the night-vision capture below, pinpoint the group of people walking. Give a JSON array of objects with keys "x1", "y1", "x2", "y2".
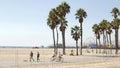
[
  {"x1": 30, "y1": 51, "x2": 63, "y2": 62},
  {"x1": 30, "y1": 51, "x2": 40, "y2": 62}
]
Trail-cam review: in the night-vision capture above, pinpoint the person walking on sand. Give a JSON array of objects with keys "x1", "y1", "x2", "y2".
[
  {"x1": 37, "y1": 52, "x2": 40, "y2": 62},
  {"x1": 30, "y1": 51, "x2": 34, "y2": 62}
]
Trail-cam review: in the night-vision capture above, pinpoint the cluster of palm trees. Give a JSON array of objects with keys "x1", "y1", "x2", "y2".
[
  {"x1": 47, "y1": 2, "x2": 87, "y2": 55},
  {"x1": 47, "y1": 2, "x2": 70, "y2": 55},
  {"x1": 92, "y1": 7, "x2": 120, "y2": 54},
  {"x1": 71, "y1": 9, "x2": 87, "y2": 55},
  {"x1": 47, "y1": 2, "x2": 120, "y2": 55}
]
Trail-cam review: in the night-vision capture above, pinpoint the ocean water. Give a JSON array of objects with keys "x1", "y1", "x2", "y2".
[{"x1": 0, "y1": 46, "x2": 34, "y2": 48}]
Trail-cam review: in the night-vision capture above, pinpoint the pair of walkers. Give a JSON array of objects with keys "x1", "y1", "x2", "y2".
[{"x1": 29, "y1": 51, "x2": 40, "y2": 62}]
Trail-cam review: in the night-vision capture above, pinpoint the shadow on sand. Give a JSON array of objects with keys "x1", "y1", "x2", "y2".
[{"x1": 95, "y1": 55, "x2": 120, "y2": 58}]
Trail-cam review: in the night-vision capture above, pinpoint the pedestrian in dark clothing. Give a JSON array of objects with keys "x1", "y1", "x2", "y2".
[
  {"x1": 37, "y1": 52, "x2": 40, "y2": 62},
  {"x1": 30, "y1": 51, "x2": 34, "y2": 62}
]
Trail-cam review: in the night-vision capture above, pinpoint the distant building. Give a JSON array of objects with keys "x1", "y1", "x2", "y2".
[{"x1": 88, "y1": 43, "x2": 97, "y2": 48}]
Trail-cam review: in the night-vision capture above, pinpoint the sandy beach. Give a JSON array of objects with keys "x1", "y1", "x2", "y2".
[
  {"x1": 0, "y1": 0, "x2": 120, "y2": 68},
  {"x1": 0, "y1": 48, "x2": 120, "y2": 68}
]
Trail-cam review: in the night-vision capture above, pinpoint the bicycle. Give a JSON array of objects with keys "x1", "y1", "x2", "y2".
[{"x1": 50, "y1": 55, "x2": 64, "y2": 62}]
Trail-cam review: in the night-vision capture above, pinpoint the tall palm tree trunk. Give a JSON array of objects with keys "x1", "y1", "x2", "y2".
[
  {"x1": 99, "y1": 37, "x2": 101, "y2": 53},
  {"x1": 109, "y1": 34, "x2": 112, "y2": 44},
  {"x1": 80, "y1": 23, "x2": 82, "y2": 55},
  {"x1": 98, "y1": 32, "x2": 101, "y2": 53},
  {"x1": 109, "y1": 34, "x2": 112, "y2": 54},
  {"x1": 61, "y1": 23, "x2": 66, "y2": 55},
  {"x1": 103, "y1": 31, "x2": 106, "y2": 53},
  {"x1": 106, "y1": 33, "x2": 109, "y2": 54},
  {"x1": 76, "y1": 40, "x2": 78, "y2": 55},
  {"x1": 62, "y1": 30, "x2": 66, "y2": 55},
  {"x1": 56, "y1": 27, "x2": 58, "y2": 54},
  {"x1": 52, "y1": 29, "x2": 56, "y2": 54},
  {"x1": 115, "y1": 29, "x2": 118, "y2": 54},
  {"x1": 96, "y1": 35, "x2": 98, "y2": 54},
  {"x1": 106, "y1": 33, "x2": 109, "y2": 47}
]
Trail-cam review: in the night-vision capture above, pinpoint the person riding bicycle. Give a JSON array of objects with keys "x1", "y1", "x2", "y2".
[
  {"x1": 50, "y1": 52, "x2": 64, "y2": 62},
  {"x1": 58, "y1": 52, "x2": 63, "y2": 61},
  {"x1": 52, "y1": 53, "x2": 57, "y2": 61}
]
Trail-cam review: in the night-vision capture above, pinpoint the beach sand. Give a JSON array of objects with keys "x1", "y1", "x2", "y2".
[{"x1": 0, "y1": 48, "x2": 120, "y2": 68}]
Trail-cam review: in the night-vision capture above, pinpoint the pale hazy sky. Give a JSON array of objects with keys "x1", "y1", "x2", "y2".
[{"x1": 0, "y1": 0, "x2": 120, "y2": 46}]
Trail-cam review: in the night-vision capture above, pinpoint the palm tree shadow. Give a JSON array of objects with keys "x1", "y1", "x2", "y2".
[{"x1": 95, "y1": 55, "x2": 120, "y2": 58}]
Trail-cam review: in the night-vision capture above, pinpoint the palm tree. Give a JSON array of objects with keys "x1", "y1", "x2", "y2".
[
  {"x1": 106, "y1": 21, "x2": 113, "y2": 54},
  {"x1": 111, "y1": 7, "x2": 120, "y2": 19},
  {"x1": 104, "y1": 21, "x2": 111, "y2": 48},
  {"x1": 111, "y1": 18, "x2": 120, "y2": 54},
  {"x1": 47, "y1": 13, "x2": 56, "y2": 54},
  {"x1": 56, "y1": 2, "x2": 70, "y2": 55},
  {"x1": 111, "y1": 7, "x2": 120, "y2": 54},
  {"x1": 71, "y1": 26, "x2": 80, "y2": 55},
  {"x1": 52, "y1": 9, "x2": 60, "y2": 54},
  {"x1": 47, "y1": 8, "x2": 59, "y2": 54},
  {"x1": 97, "y1": 27, "x2": 102, "y2": 53},
  {"x1": 92, "y1": 24, "x2": 100, "y2": 54},
  {"x1": 99, "y1": 20, "x2": 108, "y2": 53},
  {"x1": 75, "y1": 8, "x2": 87, "y2": 55},
  {"x1": 106, "y1": 22, "x2": 112, "y2": 45}
]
